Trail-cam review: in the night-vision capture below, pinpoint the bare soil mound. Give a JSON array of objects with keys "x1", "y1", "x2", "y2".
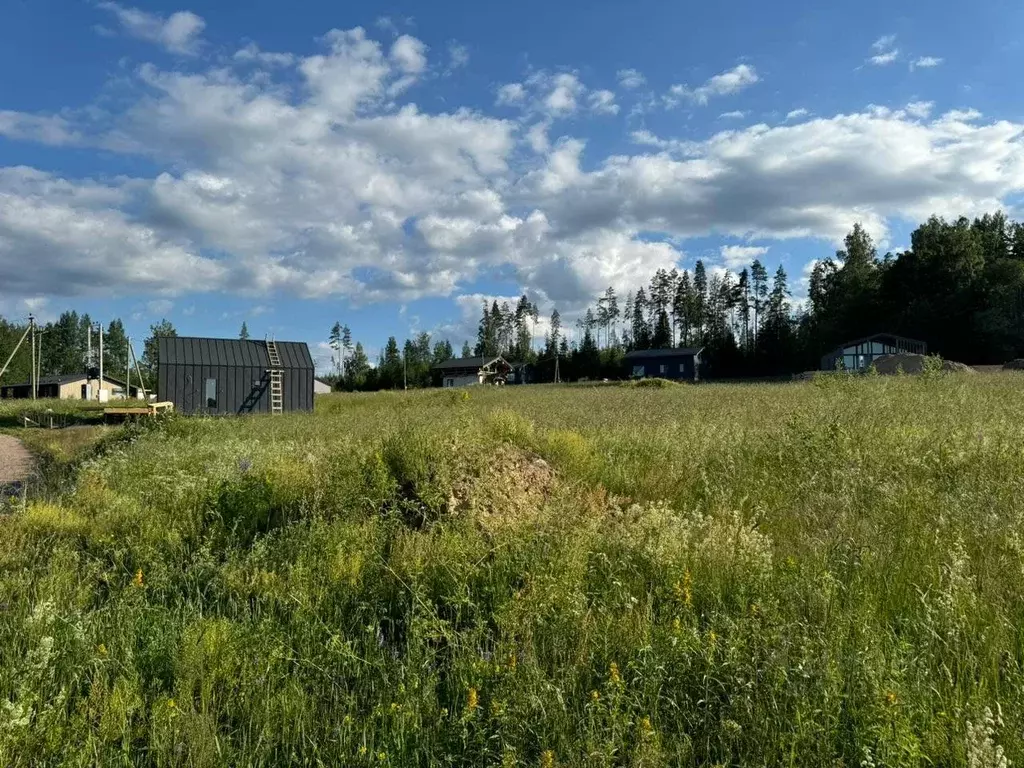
[{"x1": 871, "y1": 353, "x2": 974, "y2": 375}]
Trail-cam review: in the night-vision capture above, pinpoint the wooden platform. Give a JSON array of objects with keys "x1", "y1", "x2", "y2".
[{"x1": 103, "y1": 401, "x2": 174, "y2": 423}]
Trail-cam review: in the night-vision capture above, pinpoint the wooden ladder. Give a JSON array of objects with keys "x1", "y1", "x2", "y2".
[{"x1": 267, "y1": 339, "x2": 283, "y2": 414}]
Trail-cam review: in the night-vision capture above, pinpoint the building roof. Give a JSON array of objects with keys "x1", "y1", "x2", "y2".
[
  {"x1": 826, "y1": 332, "x2": 926, "y2": 352},
  {"x1": 623, "y1": 347, "x2": 703, "y2": 359},
  {"x1": 158, "y1": 337, "x2": 314, "y2": 369},
  {"x1": 1, "y1": 373, "x2": 132, "y2": 388},
  {"x1": 433, "y1": 355, "x2": 511, "y2": 370}
]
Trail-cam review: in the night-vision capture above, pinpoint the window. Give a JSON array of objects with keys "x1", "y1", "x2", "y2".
[
  {"x1": 632, "y1": 365, "x2": 645, "y2": 378},
  {"x1": 659, "y1": 364, "x2": 668, "y2": 375},
  {"x1": 204, "y1": 378, "x2": 217, "y2": 409},
  {"x1": 679, "y1": 363, "x2": 687, "y2": 373}
]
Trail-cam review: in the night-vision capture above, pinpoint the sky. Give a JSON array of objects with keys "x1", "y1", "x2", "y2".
[{"x1": 2, "y1": 0, "x2": 1024, "y2": 371}]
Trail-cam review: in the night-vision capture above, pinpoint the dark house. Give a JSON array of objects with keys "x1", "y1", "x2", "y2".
[
  {"x1": 624, "y1": 348, "x2": 703, "y2": 382},
  {"x1": 433, "y1": 356, "x2": 525, "y2": 387},
  {"x1": 820, "y1": 333, "x2": 927, "y2": 371},
  {"x1": 158, "y1": 336, "x2": 314, "y2": 415}
]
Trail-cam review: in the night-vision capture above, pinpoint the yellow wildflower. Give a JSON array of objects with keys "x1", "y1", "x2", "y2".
[
  {"x1": 377, "y1": 753, "x2": 387, "y2": 762},
  {"x1": 640, "y1": 716, "x2": 654, "y2": 738},
  {"x1": 97, "y1": 643, "x2": 107, "y2": 657},
  {"x1": 359, "y1": 746, "x2": 368, "y2": 756},
  {"x1": 609, "y1": 662, "x2": 621, "y2": 684},
  {"x1": 590, "y1": 689, "x2": 600, "y2": 703},
  {"x1": 508, "y1": 652, "x2": 517, "y2": 671},
  {"x1": 672, "y1": 617, "x2": 681, "y2": 633},
  {"x1": 540, "y1": 750, "x2": 555, "y2": 768},
  {"x1": 167, "y1": 699, "x2": 176, "y2": 709},
  {"x1": 467, "y1": 687, "x2": 479, "y2": 711},
  {"x1": 133, "y1": 569, "x2": 144, "y2": 587},
  {"x1": 885, "y1": 691, "x2": 898, "y2": 706}
]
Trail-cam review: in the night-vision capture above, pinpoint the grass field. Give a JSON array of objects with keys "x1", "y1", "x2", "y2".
[{"x1": 2, "y1": 374, "x2": 1024, "y2": 766}]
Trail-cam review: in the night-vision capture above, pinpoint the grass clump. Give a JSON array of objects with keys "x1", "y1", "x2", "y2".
[{"x1": 1, "y1": 374, "x2": 1023, "y2": 766}]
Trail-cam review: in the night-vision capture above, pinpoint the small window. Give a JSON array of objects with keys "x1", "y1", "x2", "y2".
[
  {"x1": 679, "y1": 363, "x2": 686, "y2": 373},
  {"x1": 204, "y1": 378, "x2": 217, "y2": 409},
  {"x1": 659, "y1": 364, "x2": 668, "y2": 375},
  {"x1": 632, "y1": 365, "x2": 645, "y2": 378}
]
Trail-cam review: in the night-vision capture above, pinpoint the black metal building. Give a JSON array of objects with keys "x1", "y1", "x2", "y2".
[
  {"x1": 820, "y1": 333, "x2": 927, "y2": 371},
  {"x1": 623, "y1": 348, "x2": 703, "y2": 382},
  {"x1": 158, "y1": 336, "x2": 314, "y2": 415}
]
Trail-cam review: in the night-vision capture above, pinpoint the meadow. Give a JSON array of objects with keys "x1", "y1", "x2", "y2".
[{"x1": 2, "y1": 373, "x2": 1024, "y2": 766}]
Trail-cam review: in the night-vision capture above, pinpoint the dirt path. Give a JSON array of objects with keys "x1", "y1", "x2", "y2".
[{"x1": 0, "y1": 434, "x2": 34, "y2": 485}]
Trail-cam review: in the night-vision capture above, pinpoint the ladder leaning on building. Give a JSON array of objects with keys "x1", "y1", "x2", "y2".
[{"x1": 266, "y1": 339, "x2": 283, "y2": 414}]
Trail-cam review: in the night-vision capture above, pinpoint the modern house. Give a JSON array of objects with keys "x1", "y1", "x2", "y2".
[
  {"x1": 1, "y1": 374, "x2": 142, "y2": 401},
  {"x1": 157, "y1": 336, "x2": 314, "y2": 415},
  {"x1": 624, "y1": 348, "x2": 703, "y2": 382},
  {"x1": 820, "y1": 333, "x2": 927, "y2": 371},
  {"x1": 313, "y1": 379, "x2": 333, "y2": 395},
  {"x1": 433, "y1": 356, "x2": 523, "y2": 387}
]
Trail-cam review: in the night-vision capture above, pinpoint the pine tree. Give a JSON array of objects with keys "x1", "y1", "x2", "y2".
[
  {"x1": 632, "y1": 288, "x2": 651, "y2": 349},
  {"x1": 461, "y1": 340, "x2": 473, "y2": 358},
  {"x1": 104, "y1": 319, "x2": 129, "y2": 383},
  {"x1": 692, "y1": 262, "x2": 708, "y2": 345},
  {"x1": 239, "y1": 321, "x2": 250, "y2": 340},
  {"x1": 329, "y1": 322, "x2": 342, "y2": 374},
  {"x1": 345, "y1": 342, "x2": 371, "y2": 390},
  {"x1": 547, "y1": 309, "x2": 562, "y2": 356},
  {"x1": 141, "y1": 319, "x2": 177, "y2": 386}
]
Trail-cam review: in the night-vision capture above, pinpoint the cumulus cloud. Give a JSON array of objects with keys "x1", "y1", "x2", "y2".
[
  {"x1": 911, "y1": 56, "x2": 943, "y2": 70},
  {"x1": 785, "y1": 108, "x2": 809, "y2": 121},
  {"x1": 617, "y1": 68, "x2": 646, "y2": 89},
  {"x1": 667, "y1": 64, "x2": 759, "y2": 106},
  {"x1": 868, "y1": 34, "x2": 899, "y2": 66},
  {"x1": 4, "y1": 24, "x2": 1024, "y2": 316},
  {"x1": 588, "y1": 90, "x2": 619, "y2": 115},
  {"x1": 720, "y1": 245, "x2": 769, "y2": 268},
  {"x1": 97, "y1": 2, "x2": 205, "y2": 54}
]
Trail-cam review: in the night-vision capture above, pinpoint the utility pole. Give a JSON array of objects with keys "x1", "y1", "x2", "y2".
[
  {"x1": 87, "y1": 324, "x2": 93, "y2": 398},
  {"x1": 554, "y1": 352, "x2": 561, "y2": 384},
  {"x1": 30, "y1": 315, "x2": 36, "y2": 401},
  {"x1": 126, "y1": 337, "x2": 131, "y2": 399},
  {"x1": 98, "y1": 322, "x2": 103, "y2": 400},
  {"x1": 403, "y1": 351, "x2": 408, "y2": 390}
]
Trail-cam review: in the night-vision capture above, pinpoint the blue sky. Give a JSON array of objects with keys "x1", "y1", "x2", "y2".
[{"x1": 2, "y1": 0, "x2": 1024, "y2": 370}]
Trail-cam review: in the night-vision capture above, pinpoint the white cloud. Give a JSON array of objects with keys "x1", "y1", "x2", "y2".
[
  {"x1": 719, "y1": 110, "x2": 747, "y2": 119},
  {"x1": 905, "y1": 101, "x2": 934, "y2": 119},
  {"x1": 667, "y1": 64, "x2": 759, "y2": 106},
  {"x1": 588, "y1": 89, "x2": 619, "y2": 115},
  {"x1": 146, "y1": 299, "x2": 174, "y2": 315},
  {"x1": 97, "y1": 2, "x2": 205, "y2": 55},
  {"x1": 448, "y1": 43, "x2": 469, "y2": 70},
  {"x1": 496, "y1": 82, "x2": 527, "y2": 106},
  {"x1": 617, "y1": 69, "x2": 646, "y2": 89},
  {"x1": 233, "y1": 42, "x2": 296, "y2": 67},
  {"x1": 720, "y1": 245, "x2": 769, "y2": 268},
  {"x1": 5, "y1": 24, "x2": 1024, "y2": 315},
  {"x1": 785, "y1": 108, "x2": 809, "y2": 121},
  {"x1": 911, "y1": 56, "x2": 943, "y2": 70},
  {"x1": 543, "y1": 73, "x2": 583, "y2": 116},
  {"x1": 390, "y1": 34, "x2": 427, "y2": 74},
  {"x1": 867, "y1": 34, "x2": 899, "y2": 66}
]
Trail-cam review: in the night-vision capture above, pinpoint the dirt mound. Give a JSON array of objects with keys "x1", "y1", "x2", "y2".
[
  {"x1": 870, "y1": 353, "x2": 974, "y2": 375},
  {"x1": 448, "y1": 447, "x2": 557, "y2": 534},
  {"x1": 1003, "y1": 359, "x2": 1024, "y2": 370}
]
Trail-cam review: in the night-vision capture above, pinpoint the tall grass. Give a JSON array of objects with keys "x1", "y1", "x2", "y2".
[{"x1": 2, "y1": 375, "x2": 1024, "y2": 765}]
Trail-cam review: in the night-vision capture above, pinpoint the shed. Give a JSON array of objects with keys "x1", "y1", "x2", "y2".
[
  {"x1": 1, "y1": 374, "x2": 141, "y2": 401},
  {"x1": 313, "y1": 379, "x2": 333, "y2": 395},
  {"x1": 623, "y1": 348, "x2": 703, "y2": 382},
  {"x1": 820, "y1": 333, "x2": 927, "y2": 371},
  {"x1": 433, "y1": 356, "x2": 514, "y2": 387},
  {"x1": 158, "y1": 337, "x2": 314, "y2": 415}
]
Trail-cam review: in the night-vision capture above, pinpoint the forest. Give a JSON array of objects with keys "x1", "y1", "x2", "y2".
[{"x1": 3, "y1": 212, "x2": 1024, "y2": 391}]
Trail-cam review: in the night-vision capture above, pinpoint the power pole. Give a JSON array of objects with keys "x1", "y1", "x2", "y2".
[
  {"x1": 554, "y1": 352, "x2": 561, "y2": 384},
  {"x1": 403, "y1": 351, "x2": 408, "y2": 390},
  {"x1": 126, "y1": 337, "x2": 131, "y2": 399},
  {"x1": 87, "y1": 324, "x2": 93, "y2": 397},
  {"x1": 30, "y1": 315, "x2": 36, "y2": 401},
  {"x1": 98, "y1": 322, "x2": 103, "y2": 400}
]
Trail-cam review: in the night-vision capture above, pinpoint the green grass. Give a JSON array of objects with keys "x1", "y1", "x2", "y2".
[{"x1": 2, "y1": 375, "x2": 1024, "y2": 766}]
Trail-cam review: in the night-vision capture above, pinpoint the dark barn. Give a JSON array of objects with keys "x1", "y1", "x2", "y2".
[
  {"x1": 820, "y1": 333, "x2": 927, "y2": 371},
  {"x1": 158, "y1": 337, "x2": 314, "y2": 415},
  {"x1": 624, "y1": 348, "x2": 703, "y2": 382}
]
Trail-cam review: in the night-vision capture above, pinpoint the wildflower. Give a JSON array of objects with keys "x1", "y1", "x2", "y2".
[
  {"x1": 540, "y1": 750, "x2": 555, "y2": 768},
  {"x1": 966, "y1": 707, "x2": 1010, "y2": 768},
  {"x1": 508, "y1": 652, "x2": 517, "y2": 671},
  {"x1": 672, "y1": 617, "x2": 681, "y2": 633},
  {"x1": 640, "y1": 716, "x2": 654, "y2": 738},
  {"x1": 377, "y1": 753, "x2": 387, "y2": 762},
  {"x1": 467, "y1": 687, "x2": 479, "y2": 711},
  {"x1": 167, "y1": 699, "x2": 176, "y2": 709},
  {"x1": 609, "y1": 662, "x2": 621, "y2": 685},
  {"x1": 359, "y1": 746, "x2": 368, "y2": 756},
  {"x1": 885, "y1": 691, "x2": 898, "y2": 706},
  {"x1": 440, "y1": 708, "x2": 449, "y2": 719},
  {"x1": 708, "y1": 630, "x2": 717, "y2": 648},
  {"x1": 97, "y1": 643, "x2": 107, "y2": 657},
  {"x1": 133, "y1": 569, "x2": 144, "y2": 587},
  {"x1": 590, "y1": 690, "x2": 600, "y2": 704}
]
